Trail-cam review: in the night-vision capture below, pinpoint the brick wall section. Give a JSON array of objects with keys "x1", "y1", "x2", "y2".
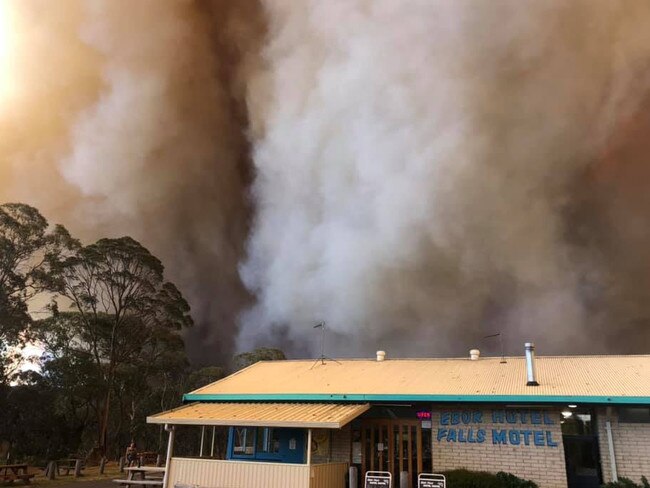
[
  {"x1": 311, "y1": 425, "x2": 351, "y2": 464},
  {"x1": 330, "y1": 425, "x2": 351, "y2": 463},
  {"x1": 597, "y1": 408, "x2": 650, "y2": 484},
  {"x1": 430, "y1": 407, "x2": 567, "y2": 488}
]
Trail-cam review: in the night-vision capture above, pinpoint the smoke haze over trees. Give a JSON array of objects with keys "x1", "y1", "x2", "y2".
[
  {"x1": 1, "y1": 1, "x2": 650, "y2": 361},
  {"x1": 0, "y1": 202, "x2": 275, "y2": 460},
  {"x1": 0, "y1": 203, "x2": 194, "y2": 457}
]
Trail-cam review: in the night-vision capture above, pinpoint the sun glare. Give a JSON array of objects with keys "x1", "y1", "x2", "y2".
[{"x1": 0, "y1": 0, "x2": 19, "y2": 103}]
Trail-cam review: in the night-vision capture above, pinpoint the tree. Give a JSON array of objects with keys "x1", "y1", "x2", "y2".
[
  {"x1": 187, "y1": 366, "x2": 226, "y2": 391},
  {"x1": 0, "y1": 203, "x2": 75, "y2": 383},
  {"x1": 233, "y1": 347, "x2": 286, "y2": 370},
  {"x1": 42, "y1": 236, "x2": 193, "y2": 455},
  {"x1": 0, "y1": 372, "x2": 80, "y2": 463}
]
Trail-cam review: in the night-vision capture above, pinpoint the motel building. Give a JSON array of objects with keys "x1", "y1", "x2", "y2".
[{"x1": 147, "y1": 344, "x2": 650, "y2": 488}]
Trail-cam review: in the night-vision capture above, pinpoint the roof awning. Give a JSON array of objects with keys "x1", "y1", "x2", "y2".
[{"x1": 147, "y1": 402, "x2": 370, "y2": 429}]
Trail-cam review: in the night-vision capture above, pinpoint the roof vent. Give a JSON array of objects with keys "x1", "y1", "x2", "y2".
[
  {"x1": 469, "y1": 349, "x2": 480, "y2": 361},
  {"x1": 525, "y1": 342, "x2": 539, "y2": 386},
  {"x1": 376, "y1": 350, "x2": 386, "y2": 362}
]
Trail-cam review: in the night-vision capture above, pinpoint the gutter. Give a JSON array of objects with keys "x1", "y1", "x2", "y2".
[{"x1": 182, "y1": 393, "x2": 650, "y2": 405}]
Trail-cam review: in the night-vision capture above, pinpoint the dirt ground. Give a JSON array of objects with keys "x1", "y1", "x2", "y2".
[
  {"x1": 32, "y1": 480, "x2": 117, "y2": 488},
  {"x1": 17, "y1": 464, "x2": 123, "y2": 488}
]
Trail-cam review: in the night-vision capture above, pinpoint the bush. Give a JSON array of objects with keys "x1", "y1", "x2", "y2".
[
  {"x1": 441, "y1": 469, "x2": 538, "y2": 488},
  {"x1": 496, "y1": 471, "x2": 539, "y2": 488},
  {"x1": 602, "y1": 477, "x2": 650, "y2": 488}
]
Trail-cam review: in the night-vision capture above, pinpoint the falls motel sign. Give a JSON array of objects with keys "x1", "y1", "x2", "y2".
[{"x1": 436, "y1": 410, "x2": 559, "y2": 447}]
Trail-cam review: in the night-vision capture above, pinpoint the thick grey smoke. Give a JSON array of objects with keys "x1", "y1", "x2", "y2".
[
  {"x1": 239, "y1": 0, "x2": 650, "y2": 356},
  {"x1": 1, "y1": 0, "x2": 650, "y2": 361}
]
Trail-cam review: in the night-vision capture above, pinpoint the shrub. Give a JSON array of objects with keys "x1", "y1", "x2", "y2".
[
  {"x1": 496, "y1": 471, "x2": 539, "y2": 488},
  {"x1": 441, "y1": 469, "x2": 538, "y2": 488},
  {"x1": 602, "y1": 476, "x2": 650, "y2": 488},
  {"x1": 441, "y1": 469, "x2": 500, "y2": 488}
]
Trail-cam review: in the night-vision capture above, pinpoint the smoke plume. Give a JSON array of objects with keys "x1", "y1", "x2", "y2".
[
  {"x1": 1, "y1": 0, "x2": 649, "y2": 361},
  {"x1": 239, "y1": 0, "x2": 650, "y2": 356}
]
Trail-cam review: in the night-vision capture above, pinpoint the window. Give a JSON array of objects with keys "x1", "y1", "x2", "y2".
[
  {"x1": 256, "y1": 428, "x2": 281, "y2": 454},
  {"x1": 561, "y1": 409, "x2": 595, "y2": 436},
  {"x1": 232, "y1": 427, "x2": 255, "y2": 455},
  {"x1": 230, "y1": 427, "x2": 281, "y2": 459},
  {"x1": 228, "y1": 426, "x2": 304, "y2": 463},
  {"x1": 619, "y1": 407, "x2": 650, "y2": 423}
]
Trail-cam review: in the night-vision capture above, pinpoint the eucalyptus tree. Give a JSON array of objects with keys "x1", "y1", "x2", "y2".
[
  {"x1": 233, "y1": 347, "x2": 286, "y2": 371},
  {"x1": 43, "y1": 236, "x2": 193, "y2": 455},
  {"x1": 0, "y1": 203, "x2": 75, "y2": 382}
]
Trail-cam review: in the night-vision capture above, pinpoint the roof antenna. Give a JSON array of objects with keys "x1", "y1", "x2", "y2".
[
  {"x1": 483, "y1": 332, "x2": 507, "y2": 363},
  {"x1": 310, "y1": 321, "x2": 340, "y2": 368}
]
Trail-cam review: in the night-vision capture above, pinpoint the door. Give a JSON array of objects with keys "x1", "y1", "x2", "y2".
[
  {"x1": 563, "y1": 436, "x2": 601, "y2": 488},
  {"x1": 361, "y1": 419, "x2": 423, "y2": 488},
  {"x1": 561, "y1": 408, "x2": 602, "y2": 488}
]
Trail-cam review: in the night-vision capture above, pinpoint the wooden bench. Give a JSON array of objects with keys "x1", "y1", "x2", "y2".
[
  {"x1": 0, "y1": 465, "x2": 34, "y2": 485},
  {"x1": 0, "y1": 474, "x2": 35, "y2": 485},
  {"x1": 114, "y1": 465, "x2": 165, "y2": 488},
  {"x1": 124, "y1": 467, "x2": 165, "y2": 478}
]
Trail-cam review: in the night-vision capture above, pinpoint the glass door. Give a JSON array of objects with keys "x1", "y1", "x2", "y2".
[
  {"x1": 561, "y1": 408, "x2": 602, "y2": 488},
  {"x1": 361, "y1": 419, "x2": 422, "y2": 488}
]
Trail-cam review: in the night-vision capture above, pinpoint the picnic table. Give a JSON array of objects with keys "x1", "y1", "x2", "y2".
[
  {"x1": 113, "y1": 466, "x2": 165, "y2": 488},
  {"x1": 55, "y1": 459, "x2": 84, "y2": 476},
  {"x1": 137, "y1": 452, "x2": 159, "y2": 467},
  {"x1": 0, "y1": 464, "x2": 34, "y2": 485}
]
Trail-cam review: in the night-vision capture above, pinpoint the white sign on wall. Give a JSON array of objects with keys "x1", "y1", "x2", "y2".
[
  {"x1": 418, "y1": 473, "x2": 446, "y2": 488},
  {"x1": 365, "y1": 471, "x2": 391, "y2": 487}
]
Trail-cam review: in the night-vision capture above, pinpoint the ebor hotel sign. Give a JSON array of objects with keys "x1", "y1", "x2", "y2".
[{"x1": 436, "y1": 410, "x2": 559, "y2": 447}]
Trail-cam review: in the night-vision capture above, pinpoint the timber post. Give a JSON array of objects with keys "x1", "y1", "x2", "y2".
[{"x1": 74, "y1": 459, "x2": 83, "y2": 478}]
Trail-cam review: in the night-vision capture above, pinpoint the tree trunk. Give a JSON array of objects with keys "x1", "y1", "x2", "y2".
[{"x1": 98, "y1": 386, "x2": 112, "y2": 455}]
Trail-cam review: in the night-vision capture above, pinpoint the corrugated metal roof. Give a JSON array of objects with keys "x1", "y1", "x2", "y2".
[
  {"x1": 185, "y1": 355, "x2": 650, "y2": 404},
  {"x1": 147, "y1": 402, "x2": 370, "y2": 428}
]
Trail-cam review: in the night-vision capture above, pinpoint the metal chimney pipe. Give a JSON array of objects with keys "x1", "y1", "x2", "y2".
[{"x1": 525, "y1": 342, "x2": 539, "y2": 386}]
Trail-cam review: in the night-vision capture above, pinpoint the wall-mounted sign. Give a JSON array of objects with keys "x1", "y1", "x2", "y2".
[
  {"x1": 311, "y1": 431, "x2": 329, "y2": 456},
  {"x1": 418, "y1": 473, "x2": 446, "y2": 488},
  {"x1": 352, "y1": 442, "x2": 362, "y2": 464},
  {"x1": 416, "y1": 410, "x2": 432, "y2": 420},
  {"x1": 365, "y1": 471, "x2": 391, "y2": 487},
  {"x1": 435, "y1": 410, "x2": 559, "y2": 448}
]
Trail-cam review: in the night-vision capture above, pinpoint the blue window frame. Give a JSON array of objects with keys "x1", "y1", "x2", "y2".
[
  {"x1": 256, "y1": 427, "x2": 281, "y2": 457},
  {"x1": 227, "y1": 427, "x2": 305, "y2": 463},
  {"x1": 230, "y1": 427, "x2": 256, "y2": 457}
]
